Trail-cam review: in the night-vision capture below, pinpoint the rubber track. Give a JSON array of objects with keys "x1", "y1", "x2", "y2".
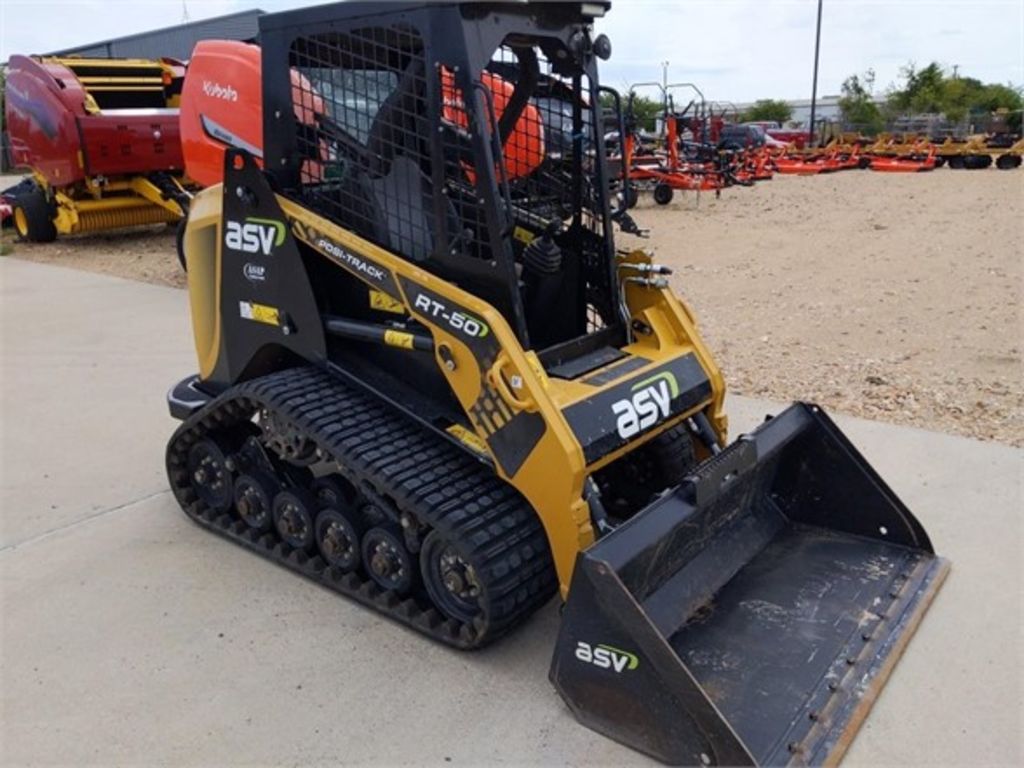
[{"x1": 166, "y1": 367, "x2": 557, "y2": 649}]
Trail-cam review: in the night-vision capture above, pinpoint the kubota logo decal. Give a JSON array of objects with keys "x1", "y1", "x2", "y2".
[
  {"x1": 203, "y1": 80, "x2": 238, "y2": 102},
  {"x1": 225, "y1": 218, "x2": 286, "y2": 256},
  {"x1": 611, "y1": 371, "x2": 679, "y2": 439},
  {"x1": 575, "y1": 641, "x2": 639, "y2": 673}
]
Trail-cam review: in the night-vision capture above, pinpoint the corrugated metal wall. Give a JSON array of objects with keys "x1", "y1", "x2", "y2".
[{"x1": 49, "y1": 9, "x2": 265, "y2": 61}]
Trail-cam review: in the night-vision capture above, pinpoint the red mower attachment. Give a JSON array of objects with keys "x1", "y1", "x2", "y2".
[{"x1": 870, "y1": 147, "x2": 937, "y2": 172}]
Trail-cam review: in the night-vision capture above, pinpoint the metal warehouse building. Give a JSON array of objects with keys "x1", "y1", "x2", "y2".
[{"x1": 47, "y1": 9, "x2": 265, "y2": 61}]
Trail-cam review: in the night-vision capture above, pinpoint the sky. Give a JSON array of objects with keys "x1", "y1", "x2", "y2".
[{"x1": 1, "y1": 0, "x2": 1022, "y2": 103}]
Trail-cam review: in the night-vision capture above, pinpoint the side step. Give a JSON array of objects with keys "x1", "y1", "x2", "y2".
[{"x1": 550, "y1": 403, "x2": 949, "y2": 766}]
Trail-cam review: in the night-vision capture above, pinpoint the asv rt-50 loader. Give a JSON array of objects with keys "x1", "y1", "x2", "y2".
[{"x1": 165, "y1": 3, "x2": 948, "y2": 764}]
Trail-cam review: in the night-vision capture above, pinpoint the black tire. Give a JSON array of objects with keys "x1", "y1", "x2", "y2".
[
  {"x1": 175, "y1": 217, "x2": 188, "y2": 273},
  {"x1": 11, "y1": 186, "x2": 57, "y2": 243},
  {"x1": 273, "y1": 487, "x2": 318, "y2": 551},
  {"x1": 858, "y1": 156, "x2": 872, "y2": 169},
  {"x1": 315, "y1": 506, "x2": 364, "y2": 571},
  {"x1": 647, "y1": 423, "x2": 698, "y2": 486},
  {"x1": 234, "y1": 471, "x2": 278, "y2": 532},
  {"x1": 187, "y1": 438, "x2": 235, "y2": 513},
  {"x1": 963, "y1": 154, "x2": 992, "y2": 170},
  {"x1": 948, "y1": 155, "x2": 965, "y2": 169},
  {"x1": 996, "y1": 155, "x2": 1022, "y2": 170},
  {"x1": 623, "y1": 185, "x2": 639, "y2": 210},
  {"x1": 420, "y1": 529, "x2": 485, "y2": 623},
  {"x1": 362, "y1": 524, "x2": 417, "y2": 595},
  {"x1": 653, "y1": 183, "x2": 674, "y2": 206}
]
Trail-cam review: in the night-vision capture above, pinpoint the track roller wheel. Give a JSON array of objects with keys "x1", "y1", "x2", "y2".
[
  {"x1": 187, "y1": 438, "x2": 235, "y2": 513},
  {"x1": 273, "y1": 488, "x2": 318, "y2": 551},
  {"x1": 311, "y1": 475, "x2": 356, "y2": 509},
  {"x1": 421, "y1": 530, "x2": 484, "y2": 624},
  {"x1": 315, "y1": 506, "x2": 364, "y2": 571},
  {"x1": 362, "y1": 524, "x2": 416, "y2": 595},
  {"x1": 234, "y1": 471, "x2": 278, "y2": 532},
  {"x1": 653, "y1": 183, "x2": 674, "y2": 205}
]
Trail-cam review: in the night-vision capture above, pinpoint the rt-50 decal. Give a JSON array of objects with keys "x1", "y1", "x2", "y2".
[
  {"x1": 225, "y1": 217, "x2": 286, "y2": 256},
  {"x1": 612, "y1": 371, "x2": 679, "y2": 439},
  {"x1": 575, "y1": 641, "x2": 639, "y2": 673},
  {"x1": 413, "y1": 293, "x2": 490, "y2": 339}
]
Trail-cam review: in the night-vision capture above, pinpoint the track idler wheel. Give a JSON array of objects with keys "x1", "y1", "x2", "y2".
[
  {"x1": 653, "y1": 183, "x2": 674, "y2": 205},
  {"x1": 187, "y1": 438, "x2": 235, "y2": 513},
  {"x1": 233, "y1": 471, "x2": 278, "y2": 532},
  {"x1": 362, "y1": 524, "x2": 416, "y2": 595},
  {"x1": 315, "y1": 506, "x2": 364, "y2": 572},
  {"x1": 273, "y1": 488, "x2": 318, "y2": 551},
  {"x1": 421, "y1": 530, "x2": 484, "y2": 623}
]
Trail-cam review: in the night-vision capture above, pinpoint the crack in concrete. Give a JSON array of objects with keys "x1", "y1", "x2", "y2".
[{"x1": 0, "y1": 489, "x2": 172, "y2": 553}]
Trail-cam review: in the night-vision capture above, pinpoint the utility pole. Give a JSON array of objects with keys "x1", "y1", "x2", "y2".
[
  {"x1": 661, "y1": 61, "x2": 669, "y2": 137},
  {"x1": 807, "y1": 0, "x2": 823, "y2": 147},
  {"x1": 182, "y1": 1, "x2": 191, "y2": 23}
]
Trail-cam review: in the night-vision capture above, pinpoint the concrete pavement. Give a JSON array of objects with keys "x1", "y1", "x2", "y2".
[{"x1": 2, "y1": 259, "x2": 1021, "y2": 766}]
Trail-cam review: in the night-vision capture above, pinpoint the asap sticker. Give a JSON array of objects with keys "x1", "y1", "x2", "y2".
[
  {"x1": 243, "y1": 263, "x2": 266, "y2": 283},
  {"x1": 575, "y1": 641, "x2": 639, "y2": 673}
]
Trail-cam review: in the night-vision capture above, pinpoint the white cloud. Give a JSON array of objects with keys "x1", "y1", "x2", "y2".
[{"x1": 2, "y1": 0, "x2": 1021, "y2": 102}]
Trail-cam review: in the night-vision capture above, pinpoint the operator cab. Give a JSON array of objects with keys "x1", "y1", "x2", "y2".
[{"x1": 260, "y1": 1, "x2": 625, "y2": 372}]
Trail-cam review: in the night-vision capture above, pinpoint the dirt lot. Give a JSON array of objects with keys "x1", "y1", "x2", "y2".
[{"x1": 3, "y1": 168, "x2": 1021, "y2": 445}]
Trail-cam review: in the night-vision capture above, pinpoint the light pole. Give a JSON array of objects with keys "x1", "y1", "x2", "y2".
[{"x1": 808, "y1": 0, "x2": 823, "y2": 147}]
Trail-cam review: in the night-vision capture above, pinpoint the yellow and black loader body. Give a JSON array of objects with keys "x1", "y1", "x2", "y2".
[{"x1": 166, "y1": 3, "x2": 948, "y2": 765}]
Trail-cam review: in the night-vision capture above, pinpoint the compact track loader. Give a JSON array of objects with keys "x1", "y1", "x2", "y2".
[{"x1": 166, "y1": 3, "x2": 948, "y2": 764}]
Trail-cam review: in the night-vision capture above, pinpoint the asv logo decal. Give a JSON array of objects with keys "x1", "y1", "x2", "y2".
[
  {"x1": 612, "y1": 371, "x2": 679, "y2": 439},
  {"x1": 225, "y1": 218, "x2": 286, "y2": 256},
  {"x1": 575, "y1": 642, "x2": 639, "y2": 673}
]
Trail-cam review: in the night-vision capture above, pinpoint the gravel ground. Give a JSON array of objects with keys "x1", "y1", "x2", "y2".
[
  {"x1": 624, "y1": 168, "x2": 1023, "y2": 446},
  {"x1": 3, "y1": 168, "x2": 1021, "y2": 445}
]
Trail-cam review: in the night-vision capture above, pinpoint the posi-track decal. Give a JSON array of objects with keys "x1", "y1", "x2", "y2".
[{"x1": 291, "y1": 220, "x2": 400, "y2": 297}]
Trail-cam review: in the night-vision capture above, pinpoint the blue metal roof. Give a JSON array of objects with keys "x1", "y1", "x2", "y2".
[{"x1": 48, "y1": 9, "x2": 266, "y2": 61}]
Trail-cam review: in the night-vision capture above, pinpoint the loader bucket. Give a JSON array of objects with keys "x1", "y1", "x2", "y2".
[{"x1": 551, "y1": 403, "x2": 949, "y2": 766}]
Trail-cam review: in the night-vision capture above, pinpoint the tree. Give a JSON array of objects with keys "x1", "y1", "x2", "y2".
[
  {"x1": 838, "y1": 69, "x2": 884, "y2": 134},
  {"x1": 885, "y1": 61, "x2": 1023, "y2": 127},
  {"x1": 741, "y1": 99, "x2": 792, "y2": 125},
  {"x1": 625, "y1": 92, "x2": 663, "y2": 132}
]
